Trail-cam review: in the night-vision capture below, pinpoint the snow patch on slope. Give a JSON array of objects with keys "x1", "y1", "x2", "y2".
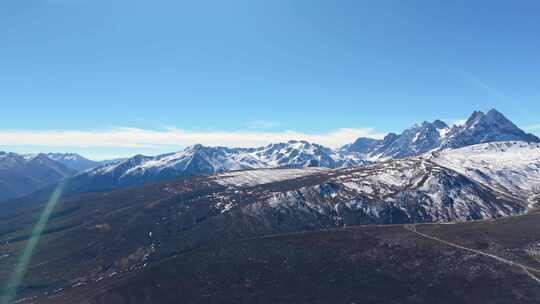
[
  {"x1": 213, "y1": 168, "x2": 329, "y2": 188},
  {"x1": 432, "y1": 141, "x2": 540, "y2": 197}
]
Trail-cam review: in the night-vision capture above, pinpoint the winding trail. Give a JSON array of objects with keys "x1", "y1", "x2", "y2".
[{"x1": 403, "y1": 224, "x2": 540, "y2": 284}]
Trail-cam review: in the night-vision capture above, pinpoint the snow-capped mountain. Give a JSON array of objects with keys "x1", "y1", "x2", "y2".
[
  {"x1": 250, "y1": 140, "x2": 364, "y2": 168},
  {"x1": 0, "y1": 152, "x2": 76, "y2": 201},
  {"x1": 66, "y1": 140, "x2": 540, "y2": 227},
  {"x1": 367, "y1": 119, "x2": 450, "y2": 160},
  {"x1": 67, "y1": 141, "x2": 366, "y2": 193},
  {"x1": 44, "y1": 153, "x2": 101, "y2": 171},
  {"x1": 65, "y1": 109, "x2": 539, "y2": 194},
  {"x1": 210, "y1": 159, "x2": 521, "y2": 226},
  {"x1": 440, "y1": 109, "x2": 540, "y2": 149},
  {"x1": 205, "y1": 140, "x2": 540, "y2": 227},
  {"x1": 351, "y1": 109, "x2": 539, "y2": 160}
]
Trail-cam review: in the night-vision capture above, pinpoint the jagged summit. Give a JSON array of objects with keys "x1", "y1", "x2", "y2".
[
  {"x1": 432, "y1": 119, "x2": 449, "y2": 129},
  {"x1": 465, "y1": 110, "x2": 486, "y2": 126},
  {"x1": 341, "y1": 137, "x2": 382, "y2": 154},
  {"x1": 366, "y1": 119, "x2": 451, "y2": 160},
  {"x1": 351, "y1": 109, "x2": 539, "y2": 160},
  {"x1": 441, "y1": 108, "x2": 540, "y2": 149}
]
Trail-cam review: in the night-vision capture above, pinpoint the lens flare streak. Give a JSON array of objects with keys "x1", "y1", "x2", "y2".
[{"x1": 1, "y1": 182, "x2": 66, "y2": 304}]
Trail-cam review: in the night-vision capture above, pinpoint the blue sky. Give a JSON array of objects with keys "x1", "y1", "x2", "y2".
[{"x1": 1, "y1": 0, "x2": 539, "y2": 159}]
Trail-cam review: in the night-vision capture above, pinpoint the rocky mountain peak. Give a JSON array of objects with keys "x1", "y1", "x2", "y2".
[
  {"x1": 341, "y1": 137, "x2": 383, "y2": 154},
  {"x1": 348, "y1": 109, "x2": 539, "y2": 160},
  {"x1": 187, "y1": 143, "x2": 206, "y2": 151},
  {"x1": 441, "y1": 108, "x2": 540, "y2": 149},
  {"x1": 382, "y1": 133, "x2": 399, "y2": 144},
  {"x1": 465, "y1": 110, "x2": 485, "y2": 126},
  {"x1": 432, "y1": 119, "x2": 449, "y2": 129}
]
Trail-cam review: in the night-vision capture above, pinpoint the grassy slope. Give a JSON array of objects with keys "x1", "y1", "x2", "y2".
[
  {"x1": 1, "y1": 172, "x2": 539, "y2": 303},
  {"x1": 43, "y1": 211, "x2": 540, "y2": 304}
]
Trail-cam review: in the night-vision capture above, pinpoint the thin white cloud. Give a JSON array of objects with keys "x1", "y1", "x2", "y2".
[
  {"x1": 0, "y1": 127, "x2": 386, "y2": 150},
  {"x1": 245, "y1": 120, "x2": 280, "y2": 129}
]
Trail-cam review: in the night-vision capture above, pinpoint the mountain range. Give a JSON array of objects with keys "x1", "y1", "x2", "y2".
[
  {"x1": 0, "y1": 152, "x2": 105, "y2": 201},
  {"x1": 344, "y1": 108, "x2": 540, "y2": 160},
  {"x1": 0, "y1": 108, "x2": 537, "y2": 202},
  {"x1": 0, "y1": 153, "x2": 76, "y2": 201},
  {"x1": 64, "y1": 108, "x2": 539, "y2": 194},
  {"x1": 65, "y1": 141, "x2": 366, "y2": 193}
]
